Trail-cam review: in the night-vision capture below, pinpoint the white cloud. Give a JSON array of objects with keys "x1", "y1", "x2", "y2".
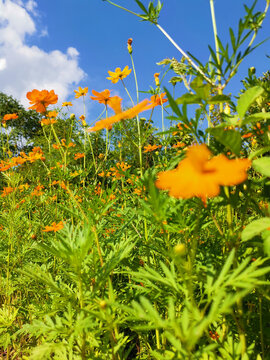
[
  {"x1": 0, "y1": 0, "x2": 85, "y2": 107},
  {"x1": 0, "y1": 58, "x2": 7, "y2": 70},
  {"x1": 25, "y1": 0, "x2": 37, "y2": 15}
]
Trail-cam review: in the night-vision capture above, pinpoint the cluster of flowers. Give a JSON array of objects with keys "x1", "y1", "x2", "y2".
[
  {"x1": 1, "y1": 61, "x2": 252, "y2": 234},
  {"x1": 0, "y1": 147, "x2": 45, "y2": 172},
  {"x1": 98, "y1": 162, "x2": 131, "y2": 180}
]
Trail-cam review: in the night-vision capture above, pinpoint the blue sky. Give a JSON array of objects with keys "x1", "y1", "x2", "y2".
[{"x1": 0, "y1": 0, "x2": 269, "y2": 128}]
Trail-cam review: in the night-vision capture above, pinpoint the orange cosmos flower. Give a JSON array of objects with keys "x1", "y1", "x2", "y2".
[
  {"x1": 2, "y1": 113, "x2": 18, "y2": 127},
  {"x1": 40, "y1": 118, "x2": 57, "y2": 126},
  {"x1": 88, "y1": 99, "x2": 151, "y2": 132},
  {"x1": 1, "y1": 186, "x2": 14, "y2": 197},
  {"x1": 40, "y1": 111, "x2": 58, "y2": 126},
  {"x1": 42, "y1": 221, "x2": 64, "y2": 232},
  {"x1": 149, "y1": 93, "x2": 168, "y2": 107},
  {"x1": 90, "y1": 89, "x2": 111, "y2": 103},
  {"x1": 155, "y1": 144, "x2": 251, "y2": 202},
  {"x1": 74, "y1": 86, "x2": 88, "y2": 98},
  {"x1": 172, "y1": 142, "x2": 186, "y2": 149},
  {"x1": 107, "y1": 96, "x2": 123, "y2": 114},
  {"x1": 31, "y1": 184, "x2": 44, "y2": 197},
  {"x1": 26, "y1": 89, "x2": 58, "y2": 113},
  {"x1": 143, "y1": 144, "x2": 162, "y2": 153},
  {"x1": 3, "y1": 113, "x2": 18, "y2": 121},
  {"x1": 27, "y1": 147, "x2": 45, "y2": 162},
  {"x1": 90, "y1": 89, "x2": 123, "y2": 114},
  {"x1": 107, "y1": 66, "x2": 132, "y2": 84},
  {"x1": 74, "y1": 153, "x2": 85, "y2": 160}
]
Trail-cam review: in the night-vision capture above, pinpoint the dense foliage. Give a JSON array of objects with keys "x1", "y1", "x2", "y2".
[{"x1": 0, "y1": 1, "x2": 269, "y2": 359}]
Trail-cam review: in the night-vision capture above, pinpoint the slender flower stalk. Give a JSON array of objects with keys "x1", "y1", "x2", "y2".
[
  {"x1": 83, "y1": 96, "x2": 87, "y2": 170},
  {"x1": 104, "y1": 105, "x2": 110, "y2": 163},
  {"x1": 209, "y1": 0, "x2": 221, "y2": 86},
  {"x1": 129, "y1": 45, "x2": 139, "y2": 104},
  {"x1": 120, "y1": 79, "x2": 143, "y2": 176}
]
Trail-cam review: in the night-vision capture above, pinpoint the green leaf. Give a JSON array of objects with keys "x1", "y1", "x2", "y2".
[
  {"x1": 164, "y1": 87, "x2": 182, "y2": 118},
  {"x1": 242, "y1": 112, "x2": 270, "y2": 125},
  {"x1": 249, "y1": 146, "x2": 270, "y2": 160},
  {"x1": 176, "y1": 93, "x2": 202, "y2": 105},
  {"x1": 263, "y1": 234, "x2": 270, "y2": 256},
  {"x1": 135, "y1": 0, "x2": 148, "y2": 13},
  {"x1": 241, "y1": 218, "x2": 270, "y2": 242},
  {"x1": 190, "y1": 77, "x2": 211, "y2": 100},
  {"x1": 206, "y1": 127, "x2": 241, "y2": 155},
  {"x1": 236, "y1": 86, "x2": 264, "y2": 119},
  {"x1": 252, "y1": 157, "x2": 270, "y2": 177},
  {"x1": 208, "y1": 95, "x2": 231, "y2": 104},
  {"x1": 229, "y1": 27, "x2": 236, "y2": 52}
]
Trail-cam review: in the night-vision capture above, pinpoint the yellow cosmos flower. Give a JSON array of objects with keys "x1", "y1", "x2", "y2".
[
  {"x1": 62, "y1": 102, "x2": 73, "y2": 107},
  {"x1": 107, "y1": 66, "x2": 132, "y2": 84},
  {"x1": 74, "y1": 86, "x2": 88, "y2": 99}
]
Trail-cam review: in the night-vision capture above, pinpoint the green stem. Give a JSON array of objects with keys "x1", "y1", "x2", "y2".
[
  {"x1": 158, "y1": 90, "x2": 166, "y2": 144},
  {"x1": 83, "y1": 97, "x2": 86, "y2": 170},
  {"x1": 130, "y1": 53, "x2": 139, "y2": 104},
  {"x1": 259, "y1": 296, "x2": 265, "y2": 360},
  {"x1": 51, "y1": 124, "x2": 65, "y2": 158},
  {"x1": 121, "y1": 80, "x2": 143, "y2": 176},
  {"x1": 103, "y1": 0, "x2": 141, "y2": 18},
  {"x1": 156, "y1": 24, "x2": 215, "y2": 86},
  {"x1": 209, "y1": 0, "x2": 221, "y2": 86}
]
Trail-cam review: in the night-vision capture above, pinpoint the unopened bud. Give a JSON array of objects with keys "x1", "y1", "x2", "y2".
[
  {"x1": 99, "y1": 300, "x2": 107, "y2": 309},
  {"x1": 127, "y1": 38, "x2": 133, "y2": 54},
  {"x1": 70, "y1": 113, "x2": 76, "y2": 120},
  {"x1": 154, "y1": 73, "x2": 160, "y2": 87},
  {"x1": 249, "y1": 67, "x2": 256, "y2": 76},
  {"x1": 174, "y1": 243, "x2": 186, "y2": 256},
  {"x1": 224, "y1": 104, "x2": 230, "y2": 115}
]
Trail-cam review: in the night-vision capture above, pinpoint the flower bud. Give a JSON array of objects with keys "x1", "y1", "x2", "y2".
[
  {"x1": 174, "y1": 243, "x2": 186, "y2": 256},
  {"x1": 224, "y1": 104, "x2": 230, "y2": 115},
  {"x1": 70, "y1": 113, "x2": 76, "y2": 120},
  {"x1": 248, "y1": 67, "x2": 256, "y2": 76},
  {"x1": 154, "y1": 73, "x2": 160, "y2": 87},
  {"x1": 99, "y1": 300, "x2": 107, "y2": 309},
  {"x1": 127, "y1": 38, "x2": 133, "y2": 54}
]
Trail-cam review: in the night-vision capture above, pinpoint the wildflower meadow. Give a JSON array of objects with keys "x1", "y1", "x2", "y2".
[{"x1": 0, "y1": 0, "x2": 270, "y2": 359}]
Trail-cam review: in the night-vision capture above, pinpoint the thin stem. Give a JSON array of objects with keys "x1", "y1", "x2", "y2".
[
  {"x1": 121, "y1": 79, "x2": 143, "y2": 176},
  {"x1": 156, "y1": 24, "x2": 215, "y2": 86},
  {"x1": 209, "y1": 0, "x2": 221, "y2": 86},
  {"x1": 158, "y1": 90, "x2": 165, "y2": 143},
  {"x1": 92, "y1": 225, "x2": 104, "y2": 267},
  {"x1": 83, "y1": 97, "x2": 86, "y2": 170},
  {"x1": 259, "y1": 296, "x2": 265, "y2": 360},
  {"x1": 104, "y1": 105, "x2": 110, "y2": 163},
  {"x1": 103, "y1": 0, "x2": 141, "y2": 18},
  {"x1": 130, "y1": 53, "x2": 139, "y2": 104}
]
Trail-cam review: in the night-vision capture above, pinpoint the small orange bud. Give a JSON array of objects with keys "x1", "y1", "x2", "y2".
[{"x1": 127, "y1": 38, "x2": 133, "y2": 54}]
